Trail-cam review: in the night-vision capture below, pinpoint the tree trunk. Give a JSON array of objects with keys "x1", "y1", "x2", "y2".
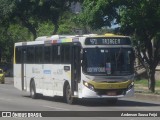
[
  {"x1": 147, "y1": 69, "x2": 156, "y2": 93},
  {"x1": 19, "y1": 16, "x2": 37, "y2": 40},
  {"x1": 53, "y1": 23, "x2": 59, "y2": 35},
  {"x1": 30, "y1": 28, "x2": 37, "y2": 40},
  {"x1": 24, "y1": 22, "x2": 37, "y2": 40}
]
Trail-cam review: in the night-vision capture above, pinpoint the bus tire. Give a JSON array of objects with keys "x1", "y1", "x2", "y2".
[
  {"x1": 30, "y1": 81, "x2": 38, "y2": 99},
  {"x1": 64, "y1": 83, "x2": 74, "y2": 104}
]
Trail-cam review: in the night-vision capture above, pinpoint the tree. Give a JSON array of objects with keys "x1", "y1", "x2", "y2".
[
  {"x1": 0, "y1": 0, "x2": 38, "y2": 40},
  {"x1": 75, "y1": 0, "x2": 120, "y2": 31},
  {"x1": 0, "y1": 0, "x2": 15, "y2": 29},
  {"x1": 0, "y1": 0, "x2": 78, "y2": 40},
  {"x1": 0, "y1": 0, "x2": 83, "y2": 61},
  {"x1": 0, "y1": 0, "x2": 83, "y2": 39},
  {"x1": 120, "y1": 0, "x2": 160, "y2": 92},
  {"x1": 34, "y1": 0, "x2": 66, "y2": 35},
  {"x1": 0, "y1": 0, "x2": 17, "y2": 62},
  {"x1": 79, "y1": 0, "x2": 160, "y2": 92},
  {"x1": 0, "y1": 24, "x2": 30, "y2": 62}
]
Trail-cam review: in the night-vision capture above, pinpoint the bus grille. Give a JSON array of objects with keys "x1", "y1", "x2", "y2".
[{"x1": 94, "y1": 89, "x2": 126, "y2": 96}]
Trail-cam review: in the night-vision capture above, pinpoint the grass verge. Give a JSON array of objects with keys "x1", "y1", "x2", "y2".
[{"x1": 134, "y1": 79, "x2": 160, "y2": 95}]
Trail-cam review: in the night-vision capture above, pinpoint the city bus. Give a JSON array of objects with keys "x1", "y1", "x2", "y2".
[{"x1": 14, "y1": 34, "x2": 135, "y2": 104}]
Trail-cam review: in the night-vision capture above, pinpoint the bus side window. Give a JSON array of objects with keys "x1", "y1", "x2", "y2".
[
  {"x1": 52, "y1": 45, "x2": 61, "y2": 63},
  {"x1": 15, "y1": 47, "x2": 22, "y2": 64},
  {"x1": 44, "y1": 46, "x2": 51, "y2": 63},
  {"x1": 27, "y1": 46, "x2": 35, "y2": 64},
  {"x1": 61, "y1": 44, "x2": 71, "y2": 64},
  {"x1": 35, "y1": 45, "x2": 43, "y2": 64}
]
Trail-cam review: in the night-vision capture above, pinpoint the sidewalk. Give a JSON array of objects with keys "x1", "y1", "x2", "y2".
[
  {"x1": 134, "y1": 92, "x2": 160, "y2": 102},
  {"x1": 134, "y1": 76, "x2": 160, "y2": 101},
  {"x1": 134, "y1": 86, "x2": 160, "y2": 102}
]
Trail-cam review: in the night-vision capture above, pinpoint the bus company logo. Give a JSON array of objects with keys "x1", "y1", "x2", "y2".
[
  {"x1": 2, "y1": 112, "x2": 11, "y2": 117},
  {"x1": 43, "y1": 70, "x2": 51, "y2": 74},
  {"x1": 1, "y1": 112, "x2": 42, "y2": 118}
]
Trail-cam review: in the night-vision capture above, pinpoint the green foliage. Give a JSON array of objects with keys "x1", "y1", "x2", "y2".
[
  {"x1": 0, "y1": 24, "x2": 29, "y2": 62},
  {"x1": 37, "y1": 21, "x2": 54, "y2": 36},
  {"x1": 120, "y1": 0, "x2": 160, "y2": 36},
  {"x1": 78, "y1": 0, "x2": 160, "y2": 92},
  {"x1": 58, "y1": 12, "x2": 78, "y2": 34},
  {"x1": 76, "y1": 0, "x2": 120, "y2": 29},
  {"x1": 0, "y1": 0, "x2": 15, "y2": 17},
  {"x1": 119, "y1": 0, "x2": 160, "y2": 92},
  {"x1": 0, "y1": 0, "x2": 81, "y2": 61},
  {"x1": 135, "y1": 79, "x2": 160, "y2": 95},
  {"x1": 0, "y1": 0, "x2": 76, "y2": 40},
  {"x1": 135, "y1": 79, "x2": 160, "y2": 88}
]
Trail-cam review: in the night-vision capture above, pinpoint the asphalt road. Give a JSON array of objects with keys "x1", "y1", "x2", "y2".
[{"x1": 0, "y1": 77, "x2": 160, "y2": 120}]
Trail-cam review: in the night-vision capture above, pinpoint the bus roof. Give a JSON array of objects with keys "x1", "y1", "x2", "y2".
[
  {"x1": 35, "y1": 35, "x2": 76, "y2": 41},
  {"x1": 15, "y1": 34, "x2": 131, "y2": 46}
]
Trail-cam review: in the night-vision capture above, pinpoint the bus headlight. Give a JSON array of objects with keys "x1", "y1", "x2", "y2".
[
  {"x1": 83, "y1": 81, "x2": 94, "y2": 91},
  {"x1": 128, "y1": 82, "x2": 134, "y2": 90}
]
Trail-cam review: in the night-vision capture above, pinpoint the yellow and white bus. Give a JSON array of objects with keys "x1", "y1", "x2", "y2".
[{"x1": 14, "y1": 34, "x2": 135, "y2": 104}]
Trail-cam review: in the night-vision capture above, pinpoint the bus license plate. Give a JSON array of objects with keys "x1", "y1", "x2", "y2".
[{"x1": 107, "y1": 91, "x2": 116, "y2": 96}]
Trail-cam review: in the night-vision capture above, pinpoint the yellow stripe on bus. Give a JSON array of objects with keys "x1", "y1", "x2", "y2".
[{"x1": 88, "y1": 80, "x2": 132, "y2": 89}]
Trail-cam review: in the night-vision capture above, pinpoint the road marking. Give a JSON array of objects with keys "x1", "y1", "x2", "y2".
[{"x1": 41, "y1": 105, "x2": 70, "y2": 111}]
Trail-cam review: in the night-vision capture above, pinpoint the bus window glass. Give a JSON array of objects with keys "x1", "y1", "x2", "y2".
[
  {"x1": 44, "y1": 46, "x2": 51, "y2": 63},
  {"x1": 27, "y1": 46, "x2": 35, "y2": 64},
  {"x1": 82, "y1": 48, "x2": 134, "y2": 76},
  {"x1": 52, "y1": 45, "x2": 61, "y2": 63},
  {"x1": 35, "y1": 45, "x2": 43, "y2": 63},
  {"x1": 61, "y1": 45, "x2": 71, "y2": 64},
  {"x1": 15, "y1": 47, "x2": 22, "y2": 64}
]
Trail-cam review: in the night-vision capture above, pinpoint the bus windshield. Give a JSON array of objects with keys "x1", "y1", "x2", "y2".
[{"x1": 82, "y1": 48, "x2": 134, "y2": 76}]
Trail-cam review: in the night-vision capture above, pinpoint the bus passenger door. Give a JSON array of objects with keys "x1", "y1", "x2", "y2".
[
  {"x1": 71, "y1": 45, "x2": 81, "y2": 96},
  {"x1": 21, "y1": 48, "x2": 27, "y2": 91}
]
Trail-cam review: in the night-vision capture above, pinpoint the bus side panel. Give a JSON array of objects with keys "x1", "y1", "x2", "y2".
[
  {"x1": 14, "y1": 64, "x2": 23, "y2": 90},
  {"x1": 52, "y1": 64, "x2": 71, "y2": 96},
  {"x1": 25, "y1": 64, "x2": 34, "y2": 92},
  {"x1": 24, "y1": 64, "x2": 44, "y2": 94},
  {"x1": 32, "y1": 64, "x2": 44, "y2": 94},
  {"x1": 42, "y1": 64, "x2": 54, "y2": 96}
]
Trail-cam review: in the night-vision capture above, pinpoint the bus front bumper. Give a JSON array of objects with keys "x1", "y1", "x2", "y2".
[{"x1": 81, "y1": 86, "x2": 134, "y2": 99}]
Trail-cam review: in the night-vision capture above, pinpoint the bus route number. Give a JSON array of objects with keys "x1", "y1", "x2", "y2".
[{"x1": 90, "y1": 39, "x2": 97, "y2": 45}]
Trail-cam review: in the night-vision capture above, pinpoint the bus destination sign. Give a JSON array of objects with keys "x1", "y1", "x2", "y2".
[{"x1": 85, "y1": 37, "x2": 131, "y2": 45}]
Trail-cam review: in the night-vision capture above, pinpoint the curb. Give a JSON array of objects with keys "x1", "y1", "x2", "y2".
[{"x1": 134, "y1": 93, "x2": 160, "y2": 101}]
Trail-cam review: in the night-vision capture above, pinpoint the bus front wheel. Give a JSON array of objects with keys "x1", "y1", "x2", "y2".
[
  {"x1": 30, "y1": 81, "x2": 38, "y2": 99},
  {"x1": 64, "y1": 83, "x2": 74, "y2": 104}
]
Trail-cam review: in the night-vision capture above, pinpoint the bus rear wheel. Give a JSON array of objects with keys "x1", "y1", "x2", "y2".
[
  {"x1": 30, "y1": 81, "x2": 38, "y2": 99},
  {"x1": 64, "y1": 83, "x2": 74, "y2": 104}
]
